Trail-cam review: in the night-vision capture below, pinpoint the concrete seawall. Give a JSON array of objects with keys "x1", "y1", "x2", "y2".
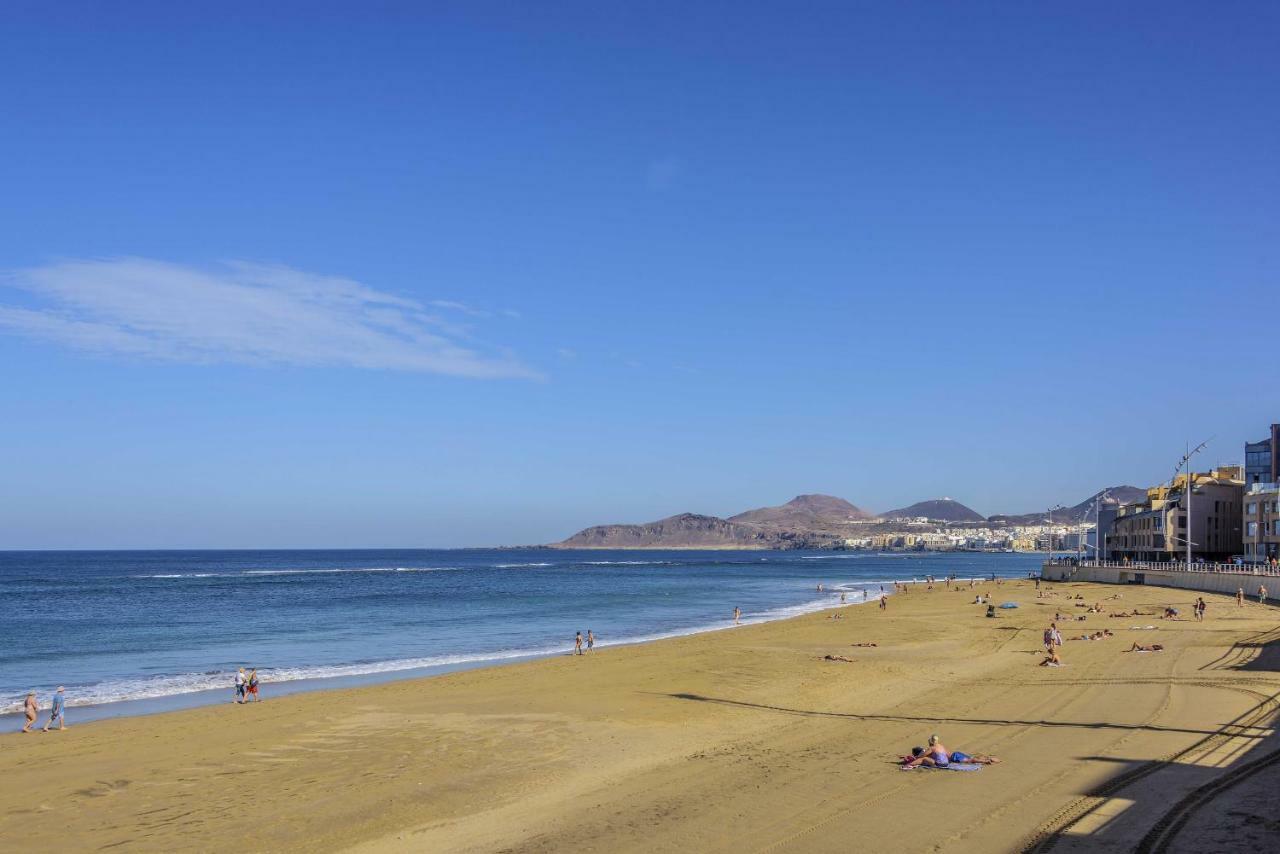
[{"x1": 1042, "y1": 561, "x2": 1278, "y2": 598}]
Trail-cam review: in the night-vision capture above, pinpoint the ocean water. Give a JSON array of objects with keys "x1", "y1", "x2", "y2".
[{"x1": 1, "y1": 549, "x2": 1041, "y2": 720}]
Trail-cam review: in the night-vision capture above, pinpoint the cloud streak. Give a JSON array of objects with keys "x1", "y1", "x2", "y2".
[{"x1": 0, "y1": 258, "x2": 539, "y2": 379}]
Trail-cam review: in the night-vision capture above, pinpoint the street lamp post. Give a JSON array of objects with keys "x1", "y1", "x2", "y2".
[
  {"x1": 1172, "y1": 440, "x2": 1210, "y2": 566},
  {"x1": 1047, "y1": 504, "x2": 1065, "y2": 559}
]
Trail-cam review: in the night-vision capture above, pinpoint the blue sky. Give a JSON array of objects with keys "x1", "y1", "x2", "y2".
[{"x1": 2, "y1": 2, "x2": 1277, "y2": 548}]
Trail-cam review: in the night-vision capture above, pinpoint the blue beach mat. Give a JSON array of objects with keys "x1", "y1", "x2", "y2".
[
  {"x1": 999, "y1": 602, "x2": 1018, "y2": 609},
  {"x1": 902, "y1": 763, "x2": 983, "y2": 772}
]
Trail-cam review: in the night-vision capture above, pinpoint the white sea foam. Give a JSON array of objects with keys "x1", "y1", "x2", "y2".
[
  {"x1": 133, "y1": 566, "x2": 459, "y2": 579},
  {"x1": 0, "y1": 646, "x2": 572, "y2": 715},
  {"x1": 579, "y1": 560, "x2": 675, "y2": 566},
  {"x1": 493, "y1": 562, "x2": 554, "y2": 568}
]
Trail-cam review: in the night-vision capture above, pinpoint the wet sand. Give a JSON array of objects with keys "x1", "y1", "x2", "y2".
[{"x1": 3, "y1": 579, "x2": 1278, "y2": 852}]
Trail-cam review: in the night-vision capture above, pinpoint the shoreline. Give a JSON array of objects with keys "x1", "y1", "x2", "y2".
[
  {"x1": 6, "y1": 577, "x2": 1274, "y2": 851},
  {"x1": 5, "y1": 573, "x2": 978, "y2": 727}
]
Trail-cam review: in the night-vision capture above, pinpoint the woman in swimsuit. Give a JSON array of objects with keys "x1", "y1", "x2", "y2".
[
  {"x1": 902, "y1": 734, "x2": 951, "y2": 768},
  {"x1": 22, "y1": 692, "x2": 37, "y2": 733}
]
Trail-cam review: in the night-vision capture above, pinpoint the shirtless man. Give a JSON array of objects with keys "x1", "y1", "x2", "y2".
[
  {"x1": 949, "y1": 749, "x2": 1001, "y2": 765},
  {"x1": 1260, "y1": 584, "x2": 1268, "y2": 605}
]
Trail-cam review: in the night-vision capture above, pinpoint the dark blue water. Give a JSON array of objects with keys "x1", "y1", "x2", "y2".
[{"x1": 1, "y1": 549, "x2": 1041, "y2": 718}]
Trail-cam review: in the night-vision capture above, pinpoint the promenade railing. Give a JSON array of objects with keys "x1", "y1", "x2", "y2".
[{"x1": 1044, "y1": 558, "x2": 1280, "y2": 576}]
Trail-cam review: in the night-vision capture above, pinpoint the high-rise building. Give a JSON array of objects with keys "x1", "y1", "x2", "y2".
[{"x1": 1245, "y1": 423, "x2": 1279, "y2": 486}]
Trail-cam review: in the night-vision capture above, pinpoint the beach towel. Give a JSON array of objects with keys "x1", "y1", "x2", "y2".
[
  {"x1": 902, "y1": 763, "x2": 982, "y2": 772},
  {"x1": 999, "y1": 602, "x2": 1018, "y2": 609}
]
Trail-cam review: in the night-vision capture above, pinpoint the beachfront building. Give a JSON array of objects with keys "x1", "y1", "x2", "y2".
[
  {"x1": 1106, "y1": 467, "x2": 1244, "y2": 563},
  {"x1": 1245, "y1": 424, "x2": 1280, "y2": 487},
  {"x1": 1243, "y1": 483, "x2": 1280, "y2": 564}
]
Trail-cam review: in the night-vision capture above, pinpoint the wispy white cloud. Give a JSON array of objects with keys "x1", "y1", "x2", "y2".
[
  {"x1": 0, "y1": 258, "x2": 539, "y2": 379},
  {"x1": 429, "y1": 299, "x2": 489, "y2": 318}
]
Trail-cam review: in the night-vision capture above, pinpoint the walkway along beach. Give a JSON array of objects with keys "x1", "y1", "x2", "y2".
[{"x1": 3, "y1": 578, "x2": 1279, "y2": 852}]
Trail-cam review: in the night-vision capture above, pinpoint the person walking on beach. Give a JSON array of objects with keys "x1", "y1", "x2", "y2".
[
  {"x1": 42, "y1": 687, "x2": 66, "y2": 732},
  {"x1": 586, "y1": 629, "x2": 595, "y2": 652},
  {"x1": 22, "y1": 691, "x2": 38, "y2": 733},
  {"x1": 1259, "y1": 584, "x2": 1268, "y2": 605},
  {"x1": 1045, "y1": 623, "x2": 1063, "y2": 655},
  {"x1": 879, "y1": 594, "x2": 887, "y2": 611},
  {"x1": 1238, "y1": 587, "x2": 1245, "y2": 607},
  {"x1": 734, "y1": 606, "x2": 741, "y2": 625},
  {"x1": 246, "y1": 668, "x2": 260, "y2": 702},
  {"x1": 1194, "y1": 598, "x2": 1206, "y2": 622},
  {"x1": 234, "y1": 667, "x2": 247, "y2": 703},
  {"x1": 574, "y1": 631, "x2": 583, "y2": 655}
]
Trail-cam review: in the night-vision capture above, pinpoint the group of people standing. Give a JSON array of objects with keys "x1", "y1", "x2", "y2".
[{"x1": 21, "y1": 686, "x2": 66, "y2": 733}]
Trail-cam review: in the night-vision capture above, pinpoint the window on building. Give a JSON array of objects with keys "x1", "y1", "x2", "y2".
[
  {"x1": 1248, "y1": 502, "x2": 1258, "y2": 514},
  {"x1": 1248, "y1": 522, "x2": 1259, "y2": 537}
]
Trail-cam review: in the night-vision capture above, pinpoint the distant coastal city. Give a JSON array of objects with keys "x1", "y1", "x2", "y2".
[{"x1": 557, "y1": 421, "x2": 1280, "y2": 565}]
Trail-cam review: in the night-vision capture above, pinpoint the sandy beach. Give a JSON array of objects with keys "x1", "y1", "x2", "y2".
[{"x1": 3, "y1": 578, "x2": 1279, "y2": 853}]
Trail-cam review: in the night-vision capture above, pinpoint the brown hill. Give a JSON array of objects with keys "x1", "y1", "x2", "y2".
[
  {"x1": 729, "y1": 494, "x2": 872, "y2": 530},
  {"x1": 550, "y1": 513, "x2": 782, "y2": 550},
  {"x1": 879, "y1": 498, "x2": 985, "y2": 523}
]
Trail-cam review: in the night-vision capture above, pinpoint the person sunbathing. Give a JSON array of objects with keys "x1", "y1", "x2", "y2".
[
  {"x1": 823, "y1": 654, "x2": 854, "y2": 662},
  {"x1": 901, "y1": 735, "x2": 951, "y2": 768},
  {"x1": 1128, "y1": 643, "x2": 1164, "y2": 652},
  {"x1": 1039, "y1": 650, "x2": 1062, "y2": 666},
  {"x1": 850, "y1": 642, "x2": 878, "y2": 647}
]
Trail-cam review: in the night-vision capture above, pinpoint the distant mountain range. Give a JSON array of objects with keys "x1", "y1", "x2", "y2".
[
  {"x1": 551, "y1": 486, "x2": 1148, "y2": 549},
  {"x1": 554, "y1": 496, "x2": 852, "y2": 550},
  {"x1": 986, "y1": 486, "x2": 1147, "y2": 526}
]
